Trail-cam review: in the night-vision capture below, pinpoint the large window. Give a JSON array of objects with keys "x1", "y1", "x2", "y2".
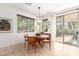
[
  {"x1": 17, "y1": 15, "x2": 35, "y2": 33},
  {"x1": 42, "y1": 19, "x2": 49, "y2": 32},
  {"x1": 56, "y1": 12, "x2": 78, "y2": 46},
  {"x1": 26, "y1": 17, "x2": 35, "y2": 32},
  {"x1": 56, "y1": 16, "x2": 64, "y2": 42},
  {"x1": 64, "y1": 13, "x2": 78, "y2": 45}
]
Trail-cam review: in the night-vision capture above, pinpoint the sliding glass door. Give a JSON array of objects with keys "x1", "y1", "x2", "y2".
[
  {"x1": 56, "y1": 16, "x2": 64, "y2": 43},
  {"x1": 64, "y1": 13, "x2": 78, "y2": 46},
  {"x1": 56, "y1": 11, "x2": 79, "y2": 46}
]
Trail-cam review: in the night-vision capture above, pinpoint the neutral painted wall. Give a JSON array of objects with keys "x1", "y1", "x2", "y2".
[{"x1": 0, "y1": 4, "x2": 36, "y2": 48}]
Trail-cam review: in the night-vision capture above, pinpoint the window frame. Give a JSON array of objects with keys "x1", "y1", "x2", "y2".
[{"x1": 17, "y1": 14, "x2": 35, "y2": 33}]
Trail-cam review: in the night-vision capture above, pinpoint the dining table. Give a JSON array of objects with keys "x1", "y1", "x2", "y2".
[
  {"x1": 36, "y1": 35, "x2": 49, "y2": 47},
  {"x1": 27, "y1": 35, "x2": 50, "y2": 47}
]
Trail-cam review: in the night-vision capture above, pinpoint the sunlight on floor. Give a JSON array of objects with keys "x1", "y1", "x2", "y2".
[{"x1": 0, "y1": 42, "x2": 79, "y2": 56}]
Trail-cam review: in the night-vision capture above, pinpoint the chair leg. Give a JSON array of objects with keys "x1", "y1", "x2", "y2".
[
  {"x1": 49, "y1": 42, "x2": 51, "y2": 50},
  {"x1": 24, "y1": 42, "x2": 26, "y2": 48},
  {"x1": 27, "y1": 44, "x2": 30, "y2": 52},
  {"x1": 34, "y1": 45, "x2": 37, "y2": 53}
]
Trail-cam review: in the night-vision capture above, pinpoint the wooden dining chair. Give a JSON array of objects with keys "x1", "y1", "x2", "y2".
[
  {"x1": 42, "y1": 33, "x2": 51, "y2": 50},
  {"x1": 27, "y1": 36, "x2": 39, "y2": 53},
  {"x1": 24, "y1": 34, "x2": 28, "y2": 48}
]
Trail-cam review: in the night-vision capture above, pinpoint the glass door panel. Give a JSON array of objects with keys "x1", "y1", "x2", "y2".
[
  {"x1": 64, "y1": 13, "x2": 78, "y2": 46},
  {"x1": 56, "y1": 16, "x2": 64, "y2": 43}
]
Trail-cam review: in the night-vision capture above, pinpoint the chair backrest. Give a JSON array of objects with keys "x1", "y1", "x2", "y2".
[
  {"x1": 27, "y1": 36, "x2": 36, "y2": 44},
  {"x1": 24, "y1": 34, "x2": 28, "y2": 41},
  {"x1": 44, "y1": 33, "x2": 51, "y2": 37},
  {"x1": 24, "y1": 34, "x2": 28, "y2": 38},
  {"x1": 42, "y1": 33, "x2": 51, "y2": 40}
]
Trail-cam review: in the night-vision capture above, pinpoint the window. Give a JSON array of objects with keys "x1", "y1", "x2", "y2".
[
  {"x1": 17, "y1": 15, "x2": 26, "y2": 32},
  {"x1": 56, "y1": 16, "x2": 64, "y2": 37},
  {"x1": 56, "y1": 12, "x2": 78, "y2": 45},
  {"x1": 42, "y1": 19, "x2": 49, "y2": 32},
  {"x1": 64, "y1": 13, "x2": 77, "y2": 35},
  {"x1": 26, "y1": 17, "x2": 35, "y2": 32},
  {"x1": 17, "y1": 15, "x2": 35, "y2": 33}
]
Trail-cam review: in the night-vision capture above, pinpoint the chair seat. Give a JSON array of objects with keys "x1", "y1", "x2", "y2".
[{"x1": 43, "y1": 39, "x2": 50, "y2": 43}]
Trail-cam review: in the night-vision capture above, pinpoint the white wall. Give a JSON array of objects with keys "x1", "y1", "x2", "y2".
[
  {"x1": 0, "y1": 4, "x2": 36, "y2": 48},
  {"x1": 42, "y1": 13, "x2": 56, "y2": 41}
]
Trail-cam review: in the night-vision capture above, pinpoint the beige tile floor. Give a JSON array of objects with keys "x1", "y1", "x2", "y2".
[{"x1": 0, "y1": 42, "x2": 79, "y2": 56}]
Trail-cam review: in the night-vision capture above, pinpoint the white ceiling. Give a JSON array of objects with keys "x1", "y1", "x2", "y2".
[{"x1": 4, "y1": 3, "x2": 79, "y2": 17}]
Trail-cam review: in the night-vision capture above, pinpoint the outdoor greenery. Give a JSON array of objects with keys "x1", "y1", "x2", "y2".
[
  {"x1": 17, "y1": 15, "x2": 35, "y2": 33},
  {"x1": 42, "y1": 19, "x2": 49, "y2": 32},
  {"x1": 26, "y1": 18, "x2": 34, "y2": 32},
  {"x1": 56, "y1": 15, "x2": 77, "y2": 36},
  {"x1": 56, "y1": 16, "x2": 63, "y2": 36},
  {"x1": 64, "y1": 22, "x2": 76, "y2": 35}
]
